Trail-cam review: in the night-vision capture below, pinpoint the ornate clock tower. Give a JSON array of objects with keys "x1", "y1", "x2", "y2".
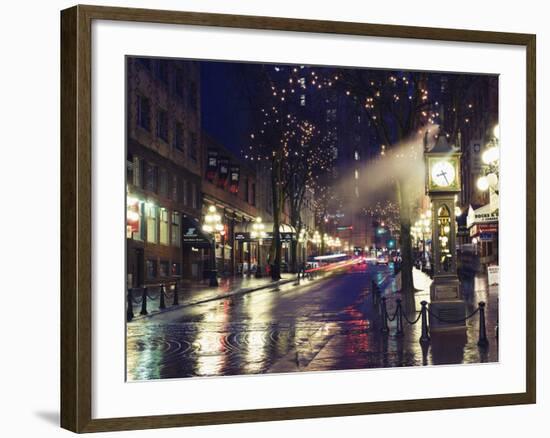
[{"x1": 425, "y1": 133, "x2": 466, "y2": 331}]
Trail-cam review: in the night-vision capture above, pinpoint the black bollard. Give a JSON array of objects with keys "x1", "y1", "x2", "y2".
[
  {"x1": 380, "y1": 297, "x2": 389, "y2": 334},
  {"x1": 419, "y1": 300, "x2": 430, "y2": 343},
  {"x1": 395, "y1": 299, "x2": 404, "y2": 337},
  {"x1": 126, "y1": 288, "x2": 134, "y2": 322},
  {"x1": 140, "y1": 287, "x2": 148, "y2": 315},
  {"x1": 172, "y1": 282, "x2": 179, "y2": 306},
  {"x1": 477, "y1": 301, "x2": 489, "y2": 347},
  {"x1": 159, "y1": 284, "x2": 166, "y2": 310}
]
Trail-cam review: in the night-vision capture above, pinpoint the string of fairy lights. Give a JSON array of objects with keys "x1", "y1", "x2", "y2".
[
  {"x1": 364, "y1": 201, "x2": 400, "y2": 233},
  {"x1": 240, "y1": 63, "x2": 486, "y2": 246}
]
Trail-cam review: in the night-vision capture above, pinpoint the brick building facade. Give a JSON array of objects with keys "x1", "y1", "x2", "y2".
[{"x1": 126, "y1": 57, "x2": 203, "y2": 287}]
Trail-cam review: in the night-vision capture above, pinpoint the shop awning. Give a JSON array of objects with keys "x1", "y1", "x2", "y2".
[
  {"x1": 262, "y1": 223, "x2": 296, "y2": 241},
  {"x1": 182, "y1": 216, "x2": 212, "y2": 248},
  {"x1": 466, "y1": 203, "x2": 499, "y2": 229},
  {"x1": 234, "y1": 222, "x2": 296, "y2": 241}
]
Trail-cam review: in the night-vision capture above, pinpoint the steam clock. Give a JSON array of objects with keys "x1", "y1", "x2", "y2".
[{"x1": 425, "y1": 133, "x2": 465, "y2": 330}]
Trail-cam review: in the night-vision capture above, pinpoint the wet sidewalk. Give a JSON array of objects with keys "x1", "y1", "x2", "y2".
[
  {"x1": 127, "y1": 274, "x2": 296, "y2": 321},
  {"x1": 268, "y1": 267, "x2": 499, "y2": 373}
]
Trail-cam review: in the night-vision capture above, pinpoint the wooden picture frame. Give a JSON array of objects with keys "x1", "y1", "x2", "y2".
[{"x1": 61, "y1": 4, "x2": 536, "y2": 433}]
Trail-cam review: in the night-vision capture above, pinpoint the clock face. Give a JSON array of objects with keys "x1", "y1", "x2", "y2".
[{"x1": 431, "y1": 160, "x2": 456, "y2": 187}]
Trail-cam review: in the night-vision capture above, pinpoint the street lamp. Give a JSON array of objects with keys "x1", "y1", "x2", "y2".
[
  {"x1": 477, "y1": 124, "x2": 500, "y2": 194},
  {"x1": 203, "y1": 204, "x2": 223, "y2": 287},
  {"x1": 251, "y1": 216, "x2": 266, "y2": 278}
]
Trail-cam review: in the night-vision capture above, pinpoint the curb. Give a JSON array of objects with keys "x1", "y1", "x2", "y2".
[{"x1": 129, "y1": 277, "x2": 296, "y2": 322}]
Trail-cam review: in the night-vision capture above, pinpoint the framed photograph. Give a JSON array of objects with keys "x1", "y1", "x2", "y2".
[{"x1": 60, "y1": 5, "x2": 536, "y2": 433}]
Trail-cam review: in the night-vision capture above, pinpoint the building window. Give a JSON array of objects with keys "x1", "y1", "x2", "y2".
[
  {"x1": 192, "y1": 183, "x2": 198, "y2": 209},
  {"x1": 189, "y1": 132, "x2": 198, "y2": 162},
  {"x1": 171, "y1": 212, "x2": 180, "y2": 247},
  {"x1": 156, "y1": 109, "x2": 169, "y2": 142},
  {"x1": 180, "y1": 179, "x2": 191, "y2": 207},
  {"x1": 354, "y1": 151, "x2": 360, "y2": 161},
  {"x1": 132, "y1": 157, "x2": 144, "y2": 188},
  {"x1": 126, "y1": 153, "x2": 134, "y2": 184},
  {"x1": 171, "y1": 175, "x2": 178, "y2": 201},
  {"x1": 181, "y1": 179, "x2": 188, "y2": 206},
  {"x1": 154, "y1": 60, "x2": 169, "y2": 85},
  {"x1": 251, "y1": 183, "x2": 256, "y2": 206},
  {"x1": 127, "y1": 199, "x2": 145, "y2": 242},
  {"x1": 146, "y1": 259, "x2": 157, "y2": 279},
  {"x1": 300, "y1": 94, "x2": 306, "y2": 106},
  {"x1": 189, "y1": 82, "x2": 198, "y2": 110},
  {"x1": 175, "y1": 68, "x2": 185, "y2": 99},
  {"x1": 159, "y1": 169, "x2": 168, "y2": 198},
  {"x1": 137, "y1": 95, "x2": 151, "y2": 131},
  {"x1": 145, "y1": 163, "x2": 158, "y2": 193},
  {"x1": 174, "y1": 122, "x2": 185, "y2": 151},
  {"x1": 159, "y1": 260, "x2": 170, "y2": 277},
  {"x1": 160, "y1": 208, "x2": 169, "y2": 245},
  {"x1": 146, "y1": 204, "x2": 158, "y2": 243}
]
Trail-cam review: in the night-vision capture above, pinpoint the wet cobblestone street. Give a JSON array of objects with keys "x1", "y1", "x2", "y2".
[{"x1": 127, "y1": 265, "x2": 498, "y2": 381}]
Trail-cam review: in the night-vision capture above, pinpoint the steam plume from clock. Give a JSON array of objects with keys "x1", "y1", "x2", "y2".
[{"x1": 329, "y1": 125, "x2": 440, "y2": 222}]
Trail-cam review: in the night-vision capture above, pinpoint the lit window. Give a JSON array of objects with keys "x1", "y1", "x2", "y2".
[
  {"x1": 160, "y1": 208, "x2": 169, "y2": 245},
  {"x1": 171, "y1": 212, "x2": 180, "y2": 247},
  {"x1": 146, "y1": 204, "x2": 158, "y2": 243}
]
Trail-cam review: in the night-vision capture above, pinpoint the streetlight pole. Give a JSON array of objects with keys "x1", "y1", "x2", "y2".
[
  {"x1": 203, "y1": 204, "x2": 223, "y2": 287},
  {"x1": 251, "y1": 216, "x2": 266, "y2": 278}
]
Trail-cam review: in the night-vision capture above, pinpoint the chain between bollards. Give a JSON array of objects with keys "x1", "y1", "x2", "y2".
[{"x1": 374, "y1": 295, "x2": 490, "y2": 348}]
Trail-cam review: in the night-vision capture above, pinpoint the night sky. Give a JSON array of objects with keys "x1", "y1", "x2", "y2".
[
  {"x1": 200, "y1": 61, "x2": 258, "y2": 156},
  {"x1": 199, "y1": 60, "x2": 498, "y2": 161}
]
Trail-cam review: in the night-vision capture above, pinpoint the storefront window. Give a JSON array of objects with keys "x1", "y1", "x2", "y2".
[
  {"x1": 159, "y1": 260, "x2": 170, "y2": 277},
  {"x1": 171, "y1": 262, "x2": 181, "y2": 276},
  {"x1": 146, "y1": 259, "x2": 157, "y2": 279}
]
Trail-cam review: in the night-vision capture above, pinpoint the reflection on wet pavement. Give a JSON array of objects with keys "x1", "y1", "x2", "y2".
[{"x1": 127, "y1": 265, "x2": 498, "y2": 381}]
